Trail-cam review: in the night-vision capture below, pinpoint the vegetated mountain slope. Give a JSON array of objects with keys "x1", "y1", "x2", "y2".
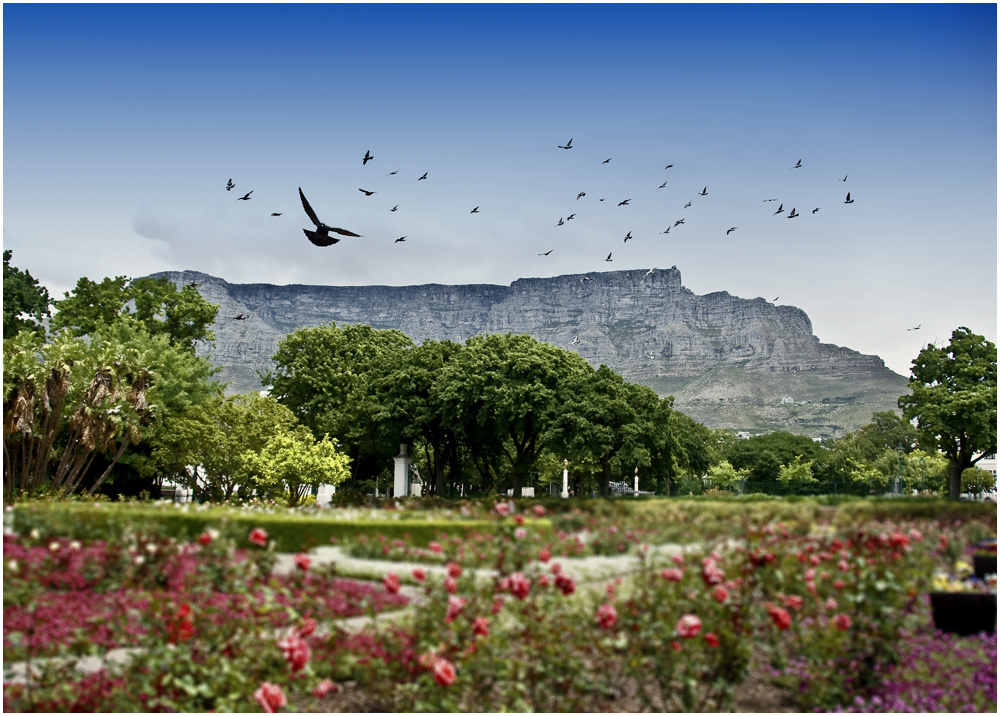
[{"x1": 151, "y1": 267, "x2": 908, "y2": 439}]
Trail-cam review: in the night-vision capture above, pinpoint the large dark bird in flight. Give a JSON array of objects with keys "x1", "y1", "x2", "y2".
[
  {"x1": 363, "y1": 150, "x2": 373, "y2": 165},
  {"x1": 618, "y1": 199, "x2": 630, "y2": 206},
  {"x1": 793, "y1": 159, "x2": 802, "y2": 168},
  {"x1": 727, "y1": 227, "x2": 737, "y2": 235},
  {"x1": 237, "y1": 191, "x2": 253, "y2": 201},
  {"x1": 395, "y1": 236, "x2": 407, "y2": 243},
  {"x1": 471, "y1": 206, "x2": 480, "y2": 213},
  {"x1": 577, "y1": 192, "x2": 586, "y2": 200},
  {"x1": 603, "y1": 158, "x2": 612, "y2": 164},
  {"x1": 418, "y1": 172, "x2": 428, "y2": 180},
  {"x1": 271, "y1": 212, "x2": 282, "y2": 216},
  {"x1": 605, "y1": 252, "x2": 613, "y2": 262},
  {"x1": 539, "y1": 249, "x2": 553, "y2": 256},
  {"x1": 699, "y1": 187, "x2": 708, "y2": 196},
  {"x1": 226, "y1": 179, "x2": 235, "y2": 191},
  {"x1": 624, "y1": 231, "x2": 632, "y2": 242},
  {"x1": 299, "y1": 187, "x2": 362, "y2": 246},
  {"x1": 558, "y1": 138, "x2": 573, "y2": 149},
  {"x1": 844, "y1": 192, "x2": 854, "y2": 204},
  {"x1": 773, "y1": 203, "x2": 784, "y2": 215},
  {"x1": 359, "y1": 188, "x2": 376, "y2": 196}
]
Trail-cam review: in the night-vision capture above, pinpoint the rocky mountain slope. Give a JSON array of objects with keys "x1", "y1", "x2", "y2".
[{"x1": 151, "y1": 268, "x2": 909, "y2": 438}]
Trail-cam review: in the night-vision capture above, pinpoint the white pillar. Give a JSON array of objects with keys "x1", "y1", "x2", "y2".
[
  {"x1": 561, "y1": 459, "x2": 569, "y2": 499},
  {"x1": 393, "y1": 444, "x2": 412, "y2": 498},
  {"x1": 634, "y1": 466, "x2": 639, "y2": 497}
]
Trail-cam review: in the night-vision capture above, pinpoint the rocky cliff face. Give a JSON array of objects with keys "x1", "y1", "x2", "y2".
[{"x1": 151, "y1": 268, "x2": 908, "y2": 438}]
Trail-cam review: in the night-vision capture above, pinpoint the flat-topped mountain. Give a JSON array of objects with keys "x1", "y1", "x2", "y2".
[{"x1": 151, "y1": 268, "x2": 909, "y2": 438}]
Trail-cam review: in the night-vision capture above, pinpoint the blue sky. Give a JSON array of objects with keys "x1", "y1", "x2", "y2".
[{"x1": 4, "y1": 3, "x2": 996, "y2": 376}]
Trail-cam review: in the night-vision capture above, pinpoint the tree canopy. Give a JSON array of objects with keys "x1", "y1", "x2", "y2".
[
  {"x1": 3, "y1": 250, "x2": 51, "y2": 338},
  {"x1": 898, "y1": 327, "x2": 997, "y2": 499}
]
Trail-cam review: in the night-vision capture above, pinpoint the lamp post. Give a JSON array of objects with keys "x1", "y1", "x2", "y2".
[
  {"x1": 634, "y1": 466, "x2": 639, "y2": 497},
  {"x1": 562, "y1": 459, "x2": 569, "y2": 499}
]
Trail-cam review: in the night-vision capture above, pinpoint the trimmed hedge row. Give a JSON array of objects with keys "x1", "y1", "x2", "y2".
[{"x1": 7, "y1": 502, "x2": 524, "y2": 552}]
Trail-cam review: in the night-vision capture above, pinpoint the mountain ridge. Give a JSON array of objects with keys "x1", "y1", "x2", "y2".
[{"x1": 151, "y1": 267, "x2": 909, "y2": 439}]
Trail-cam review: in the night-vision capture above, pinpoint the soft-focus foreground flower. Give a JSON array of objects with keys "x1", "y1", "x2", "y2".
[
  {"x1": 704, "y1": 632, "x2": 720, "y2": 648},
  {"x1": 766, "y1": 602, "x2": 792, "y2": 631},
  {"x1": 445, "y1": 595, "x2": 467, "y2": 623},
  {"x1": 472, "y1": 616, "x2": 490, "y2": 637},
  {"x1": 294, "y1": 553, "x2": 311, "y2": 571},
  {"x1": 555, "y1": 572, "x2": 576, "y2": 596},
  {"x1": 311, "y1": 679, "x2": 338, "y2": 698},
  {"x1": 168, "y1": 603, "x2": 195, "y2": 644},
  {"x1": 412, "y1": 567, "x2": 426, "y2": 582},
  {"x1": 249, "y1": 527, "x2": 269, "y2": 547},
  {"x1": 278, "y1": 631, "x2": 311, "y2": 673},
  {"x1": 494, "y1": 502, "x2": 510, "y2": 516},
  {"x1": 834, "y1": 613, "x2": 852, "y2": 631},
  {"x1": 447, "y1": 561, "x2": 462, "y2": 578},
  {"x1": 254, "y1": 682, "x2": 287, "y2": 713},
  {"x1": 596, "y1": 602, "x2": 618, "y2": 629},
  {"x1": 433, "y1": 656, "x2": 457, "y2": 686},
  {"x1": 676, "y1": 614, "x2": 702, "y2": 638},
  {"x1": 383, "y1": 572, "x2": 401, "y2": 594}
]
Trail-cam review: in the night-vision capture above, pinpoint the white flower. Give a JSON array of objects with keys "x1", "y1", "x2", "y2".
[
  {"x1": 68, "y1": 540, "x2": 82, "y2": 550},
  {"x1": 29, "y1": 529, "x2": 40, "y2": 540},
  {"x1": 145, "y1": 543, "x2": 158, "y2": 554},
  {"x1": 8, "y1": 559, "x2": 19, "y2": 573},
  {"x1": 134, "y1": 555, "x2": 146, "y2": 566},
  {"x1": 49, "y1": 541, "x2": 61, "y2": 552}
]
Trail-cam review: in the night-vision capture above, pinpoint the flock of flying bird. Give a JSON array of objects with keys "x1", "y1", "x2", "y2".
[{"x1": 222, "y1": 140, "x2": 863, "y2": 319}]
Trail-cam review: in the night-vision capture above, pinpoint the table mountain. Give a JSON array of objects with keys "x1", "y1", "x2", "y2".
[{"x1": 151, "y1": 267, "x2": 908, "y2": 438}]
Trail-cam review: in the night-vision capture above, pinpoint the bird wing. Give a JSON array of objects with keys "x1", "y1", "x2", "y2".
[
  {"x1": 329, "y1": 227, "x2": 362, "y2": 237},
  {"x1": 299, "y1": 187, "x2": 322, "y2": 227}
]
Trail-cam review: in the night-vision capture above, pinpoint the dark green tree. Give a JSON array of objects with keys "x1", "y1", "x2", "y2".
[
  {"x1": 3, "y1": 250, "x2": 51, "y2": 338},
  {"x1": 898, "y1": 327, "x2": 997, "y2": 500}
]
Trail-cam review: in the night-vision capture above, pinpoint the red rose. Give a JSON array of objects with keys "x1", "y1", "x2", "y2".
[
  {"x1": 254, "y1": 682, "x2": 286, "y2": 713},
  {"x1": 539, "y1": 547, "x2": 551, "y2": 563},
  {"x1": 508, "y1": 572, "x2": 531, "y2": 600},
  {"x1": 197, "y1": 531, "x2": 213, "y2": 546},
  {"x1": 248, "y1": 528, "x2": 269, "y2": 548},
  {"x1": 383, "y1": 572, "x2": 401, "y2": 594},
  {"x1": 473, "y1": 616, "x2": 490, "y2": 637},
  {"x1": 661, "y1": 567, "x2": 684, "y2": 582},
  {"x1": 278, "y1": 631, "x2": 311, "y2": 673},
  {"x1": 412, "y1": 568, "x2": 426, "y2": 583},
  {"x1": 311, "y1": 679, "x2": 338, "y2": 698},
  {"x1": 447, "y1": 561, "x2": 462, "y2": 578},
  {"x1": 428, "y1": 541, "x2": 444, "y2": 554},
  {"x1": 297, "y1": 618, "x2": 317, "y2": 638},
  {"x1": 766, "y1": 603, "x2": 791, "y2": 631},
  {"x1": 704, "y1": 632, "x2": 720, "y2": 648},
  {"x1": 555, "y1": 573, "x2": 576, "y2": 596},
  {"x1": 445, "y1": 595, "x2": 467, "y2": 624},
  {"x1": 712, "y1": 585, "x2": 729, "y2": 604},
  {"x1": 433, "y1": 657, "x2": 457, "y2": 687},
  {"x1": 444, "y1": 576, "x2": 458, "y2": 594},
  {"x1": 676, "y1": 614, "x2": 701, "y2": 639},
  {"x1": 784, "y1": 594, "x2": 803, "y2": 611},
  {"x1": 294, "y1": 553, "x2": 311, "y2": 571},
  {"x1": 596, "y1": 603, "x2": 618, "y2": 630},
  {"x1": 834, "y1": 613, "x2": 852, "y2": 631}
]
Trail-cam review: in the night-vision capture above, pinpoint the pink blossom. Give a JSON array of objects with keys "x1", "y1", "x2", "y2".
[
  {"x1": 472, "y1": 616, "x2": 489, "y2": 637},
  {"x1": 550, "y1": 562, "x2": 562, "y2": 575},
  {"x1": 514, "y1": 527, "x2": 527, "y2": 540},
  {"x1": 785, "y1": 594, "x2": 803, "y2": 611},
  {"x1": 704, "y1": 632, "x2": 720, "y2": 648},
  {"x1": 661, "y1": 567, "x2": 684, "y2": 582},
  {"x1": 833, "y1": 579, "x2": 846, "y2": 590},
  {"x1": 445, "y1": 595, "x2": 467, "y2": 623},
  {"x1": 766, "y1": 603, "x2": 791, "y2": 631},
  {"x1": 508, "y1": 572, "x2": 531, "y2": 600},
  {"x1": 254, "y1": 682, "x2": 287, "y2": 713},
  {"x1": 248, "y1": 528, "x2": 269, "y2": 548},
  {"x1": 539, "y1": 547, "x2": 551, "y2": 563},
  {"x1": 676, "y1": 614, "x2": 702, "y2": 638},
  {"x1": 433, "y1": 657, "x2": 457, "y2": 687},
  {"x1": 297, "y1": 618, "x2": 317, "y2": 638},
  {"x1": 412, "y1": 568, "x2": 426, "y2": 583},
  {"x1": 494, "y1": 502, "x2": 510, "y2": 516},
  {"x1": 278, "y1": 631, "x2": 311, "y2": 673},
  {"x1": 712, "y1": 585, "x2": 729, "y2": 604},
  {"x1": 294, "y1": 553, "x2": 312, "y2": 571},
  {"x1": 834, "y1": 613, "x2": 852, "y2": 631},
  {"x1": 555, "y1": 573, "x2": 576, "y2": 596},
  {"x1": 701, "y1": 559, "x2": 725, "y2": 586},
  {"x1": 444, "y1": 576, "x2": 458, "y2": 594},
  {"x1": 428, "y1": 541, "x2": 444, "y2": 554},
  {"x1": 671, "y1": 553, "x2": 685, "y2": 566},
  {"x1": 531, "y1": 505, "x2": 547, "y2": 518},
  {"x1": 825, "y1": 597, "x2": 838, "y2": 611},
  {"x1": 383, "y1": 572, "x2": 401, "y2": 594},
  {"x1": 804, "y1": 568, "x2": 817, "y2": 581},
  {"x1": 447, "y1": 561, "x2": 462, "y2": 578},
  {"x1": 596, "y1": 602, "x2": 618, "y2": 629},
  {"x1": 537, "y1": 573, "x2": 550, "y2": 587},
  {"x1": 311, "y1": 679, "x2": 338, "y2": 698}
]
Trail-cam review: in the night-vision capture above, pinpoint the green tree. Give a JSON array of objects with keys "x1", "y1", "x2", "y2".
[
  {"x1": 706, "y1": 459, "x2": 750, "y2": 491},
  {"x1": 898, "y1": 327, "x2": 998, "y2": 500},
  {"x1": 265, "y1": 322, "x2": 413, "y2": 487},
  {"x1": 242, "y1": 430, "x2": 350, "y2": 506},
  {"x1": 51, "y1": 275, "x2": 218, "y2": 352},
  {"x1": 777, "y1": 455, "x2": 817, "y2": 488},
  {"x1": 837, "y1": 410, "x2": 919, "y2": 461},
  {"x1": 3, "y1": 250, "x2": 51, "y2": 338},
  {"x1": 436, "y1": 333, "x2": 592, "y2": 497}
]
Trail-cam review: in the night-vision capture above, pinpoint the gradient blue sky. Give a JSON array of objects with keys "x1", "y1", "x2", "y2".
[{"x1": 4, "y1": 3, "x2": 996, "y2": 376}]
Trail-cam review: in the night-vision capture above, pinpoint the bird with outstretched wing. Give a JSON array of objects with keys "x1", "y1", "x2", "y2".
[{"x1": 299, "y1": 187, "x2": 362, "y2": 246}]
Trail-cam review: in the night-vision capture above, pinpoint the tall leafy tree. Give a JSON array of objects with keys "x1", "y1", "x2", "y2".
[
  {"x1": 436, "y1": 333, "x2": 592, "y2": 497},
  {"x1": 243, "y1": 429, "x2": 350, "y2": 506},
  {"x1": 3, "y1": 250, "x2": 51, "y2": 338},
  {"x1": 51, "y1": 275, "x2": 218, "y2": 352},
  {"x1": 265, "y1": 322, "x2": 413, "y2": 486},
  {"x1": 898, "y1": 327, "x2": 997, "y2": 499}
]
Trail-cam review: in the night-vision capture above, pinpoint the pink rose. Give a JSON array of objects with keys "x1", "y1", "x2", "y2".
[
  {"x1": 555, "y1": 573, "x2": 576, "y2": 596},
  {"x1": 444, "y1": 576, "x2": 458, "y2": 594},
  {"x1": 550, "y1": 562, "x2": 562, "y2": 575},
  {"x1": 445, "y1": 595, "x2": 467, "y2": 624},
  {"x1": 532, "y1": 505, "x2": 547, "y2": 517},
  {"x1": 254, "y1": 682, "x2": 287, "y2": 713},
  {"x1": 508, "y1": 572, "x2": 531, "y2": 600},
  {"x1": 596, "y1": 603, "x2": 618, "y2": 630},
  {"x1": 825, "y1": 597, "x2": 838, "y2": 611},
  {"x1": 539, "y1": 547, "x2": 551, "y2": 563},
  {"x1": 494, "y1": 502, "x2": 510, "y2": 516},
  {"x1": 712, "y1": 585, "x2": 729, "y2": 604},
  {"x1": 472, "y1": 616, "x2": 490, "y2": 637},
  {"x1": 383, "y1": 572, "x2": 401, "y2": 594},
  {"x1": 433, "y1": 657, "x2": 457, "y2": 687},
  {"x1": 766, "y1": 603, "x2": 791, "y2": 631},
  {"x1": 297, "y1": 618, "x2": 317, "y2": 638},
  {"x1": 428, "y1": 541, "x2": 444, "y2": 554},
  {"x1": 294, "y1": 553, "x2": 311, "y2": 571},
  {"x1": 514, "y1": 527, "x2": 527, "y2": 540},
  {"x1": 248, "y1": 527, "x2": 269, "y2": 548},
  {"x1": 660, "y1": 567, "x2": 684, "y2": 582},
  {"x1": 702, "y1": 559, "x2": 724, "y2": 586},
  {"x1": 311, "y1": 679, "x2": 338, "y2": 698},
  {"x1": 278, "y1": 631, "x2": 311, "y2": 673},
  {"x1": 537, "y1": 573, "x2": 550, "y2": 587},
  {"x1": 785, "y1": 594, "x2": 803, "y2": 611},
  {"x1": 447, "y1": 561, "x2": 462, "y2": 578},
  {"x1": 412, "y1": 568, "x2": 426, "y2": 583},
  {"x1": 676, "y1": 614, "x2": 702, "y2": 639},
  {"x1": 491, "y1": 596, "x2": 504, "y2": 615},
  {"x1": 704, "y1": 632, "x2": 720, "y2": 648},
  {"x1": 671, "y1": 553, "x2": 685, "y2": 566},
  {"x1": 834, "y1": 613, "x2": 852, "y2": 631}
]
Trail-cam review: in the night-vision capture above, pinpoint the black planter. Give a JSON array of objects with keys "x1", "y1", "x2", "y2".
[
  {"x1": 929, "y1": 592, "x2": 997, "y2": 636},
  {"x1": 973, "y1": 555, "x2": 997, "y2": 579}
]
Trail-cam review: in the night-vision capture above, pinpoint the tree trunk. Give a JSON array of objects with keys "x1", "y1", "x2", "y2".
[{"x1": 599, "y1": 455, "x2": 612, "y2": 497}]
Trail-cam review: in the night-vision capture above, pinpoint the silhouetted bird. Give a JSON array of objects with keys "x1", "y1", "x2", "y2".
[
  {"x1": 390, "y1": 205, "x2": 399, "y2": 212},
  {"x1": 233, "y1": 313, "x2": 248, "y2": 320},
  {"x1": 226, "y1": 179, "x2": 235, "y2": 191},
  {"x1": 727, "y1": 227, "x2": 737, "y2": 235},
  {"x1": 793, "y1": 159, "x2": 802, "y2": 168},
  {"x1": 418, "y1": 172, "x2": 428, "y2": 180},
  {"x1": 844, "y1": 192, "x2": 854, "y2": 204},
  {"x1": 763, "y1": 198, "x2": 778, "y2": 202},
  {"x1": 683, "y1": 201, "x2": 692, "y2": 208},
  {"x1": 605, "y1": 252, "x2": 613, "y2": 262},
  {"x1": 471, "y1": 206, "x2": 479, "y2": 213},
  {"x1": 624, "y1": 231, "x2": 632, "y2": 242},
  {"x1": 908, "y1": 325, "x2": 921, "y2": 331},
  {"x1": 787, "y1": 208, "x2": 799, "y2": 218},
  {"x1": 567, "y1": 214, "x2": 576, "y2": 220},
  {"x1": 773, "y1": 297, "x2": 779, "y2": 302},
  {"x1": 673, "y1": 219, "x2": 685, "y2": 227},
  {"x1": 539, "y1": 249, "x2": 553, "y2": 256},
  {"x1": 359, "y1": 188, "x2": 376, "y2": 196},
  {"x1": 812, "y1": 208, "x2": 820, "y2": 214},
  {"x1": 603, "y1": 158, "x2": 611, "y2": 164},
  {"x1": 658, "y1": 181, "x2": 668, "y2": 189},
  {"x1": 271, "y1": 212, "x2": 282, "y2": 216},
  {"x1": 773, "y1": 203, "x2": 784, "y2": 215},
  {"x1": 363, "y1": 150, "x2": 373, "y2": 165},
  {"x1": 299, "y1": 187, "x2": 362, "y2": 247},
  {"x1": 387, "y1": 171, "x2": 399, "y2": 176},
  {"x1": 555, "y1": 217, "x2": 565, "y2": 227},
  {"x1": 395, "y1": 237, "x2": 406, "y2": 243},
  {"x1": 237, "y1": 191, "x2": 253, "y2": 201},
  {"x1": 558, "y1": 138, "x2": 573, "y2": 149},
  {"x1": 577, "y1": 192, "x2": 586, "y2": 200},
  {"x1": 840, "y1": 175, "x2": 848, "y2": 181},
  {"x1": 186, "y1": 282, "x2": 200, "y2": 288},
  {"x1": 664, "y1": 164, "x2": 674, "y2": 169},
  {"x1": 618, "y1": 199, "x2": 630, "y2": 206},
  {"x1": 661, "y1": 227, "x2": 671, "y2": 234},
  {"x1": 699, "y1": 187, "x2": 708, "y2": 196}
]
